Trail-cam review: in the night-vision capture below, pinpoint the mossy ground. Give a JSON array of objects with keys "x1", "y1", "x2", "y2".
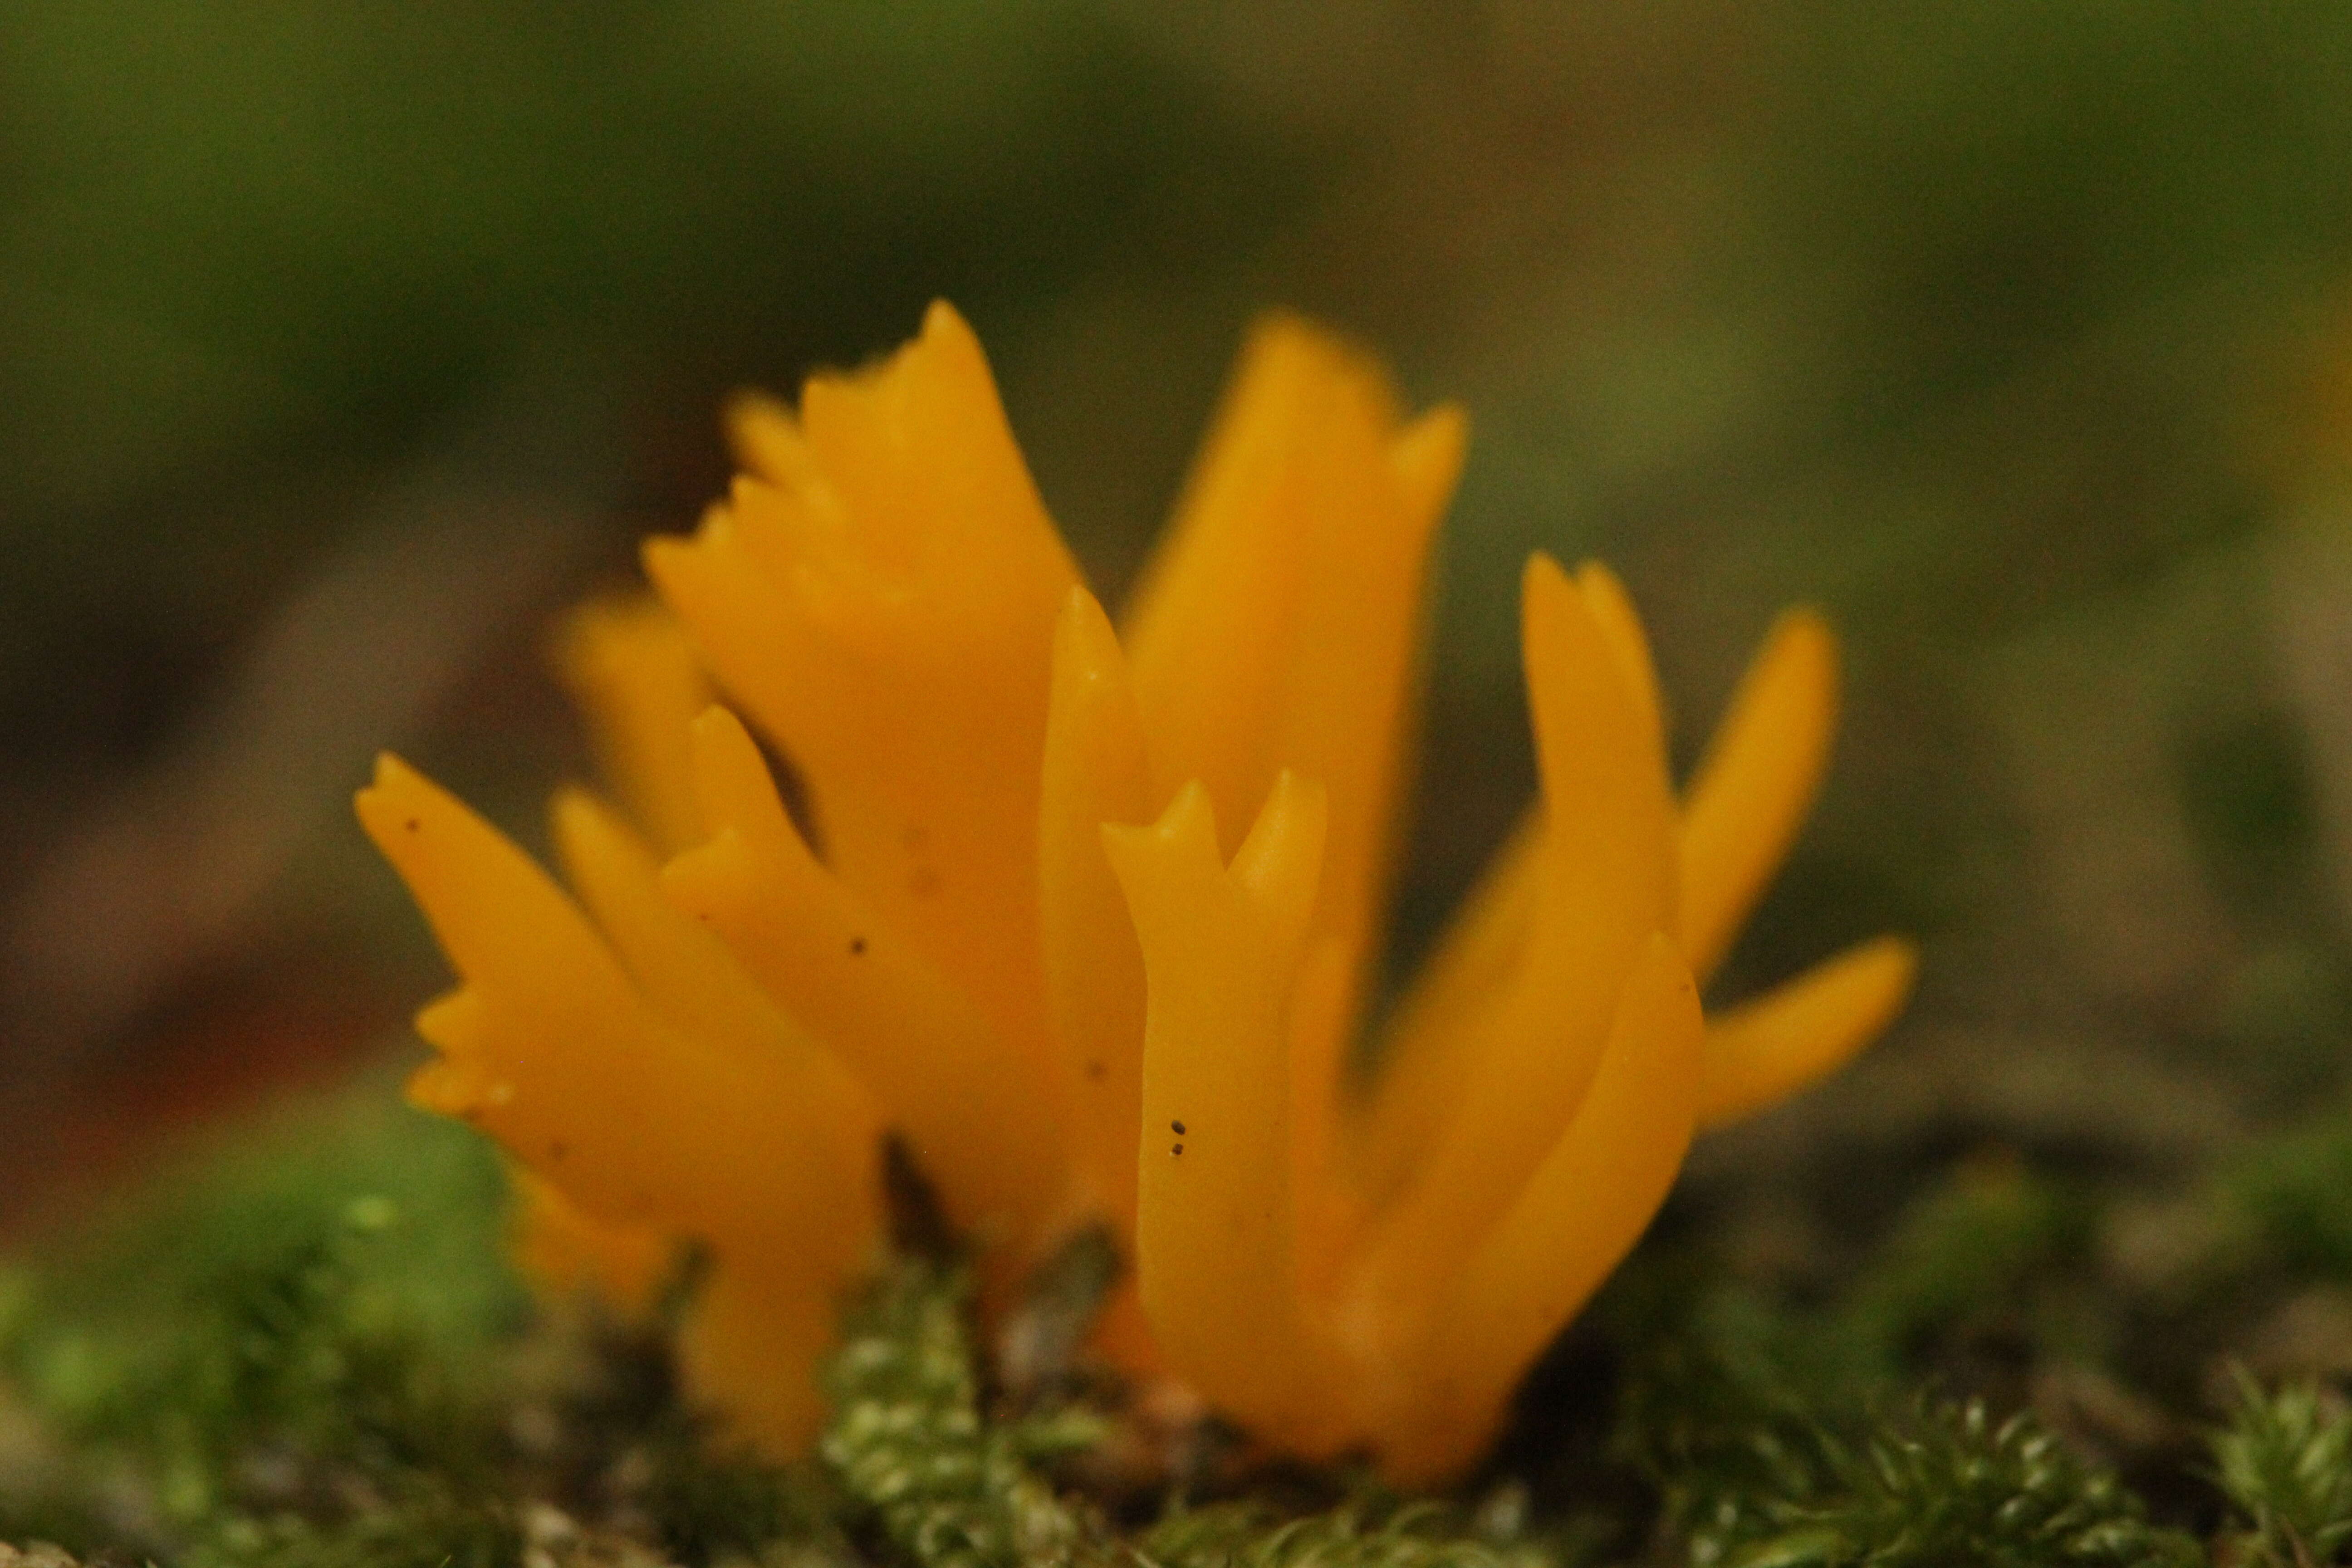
[{"x1": 13, "y1": 1075, "x2": 2352, "y2": 1568}]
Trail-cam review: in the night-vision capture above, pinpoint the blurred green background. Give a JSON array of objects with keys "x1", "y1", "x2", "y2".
[{"x1": 5, "y1": 1, "x2": 2352, "y2": 1232}]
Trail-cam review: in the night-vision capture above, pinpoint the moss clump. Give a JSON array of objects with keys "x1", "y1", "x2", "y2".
[
  {"x1": 820, "y1": 1257, "x2": 1567, "y2": 1568},
  {"x1": 1605, "y1": 1283, "x2": 2190, "y2": 1566},
  {"x1": 27, "y1": 1084, "x2": 2352, "y2": 1565},
  {"x1": 176, "y1": 1482, "x2": 524, "y2": 1568},
  {"x1": 1706, "y1": 1399, "x2": 2198, "y2": 1568},
  {"x1": 821, "y1": 1259, "x2": 1104, "y2": 1568},
  {"x1": 2209, "y1": 1372, "x2": 2352, "y2": 1568},
  {"x1": 0, "y1": 1088, "x2": 519, "y2": 1561},
  {"x1": 1141, "y1": 1498, "x2": 1557, "y2": 1568}
]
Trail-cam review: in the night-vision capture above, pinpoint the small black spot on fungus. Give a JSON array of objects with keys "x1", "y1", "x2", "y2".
[
  {"x1": 849, "y1": 936, "x2": 867, "y2": 955},
  {"x1": 549, "y1": 1140, "x2": 568, "y2": 1161},
  {"x1": 405, "y1": 818, "x2": 420, "y2": 832},
  {"x1": 1086, "y1": 1059, "x2": 1105, "y2": 1082},
  {"x1": 1172, "y1": 1143, "x2": 1184, "y2": 1156},
  {"x1": 1171, "y1": 1120, "x2": 1187, "y2": 1136}
]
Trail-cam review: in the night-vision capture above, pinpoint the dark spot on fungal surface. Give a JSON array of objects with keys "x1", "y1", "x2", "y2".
[
  {"x1": 849, "y1": 936, "x2": 867, "y2": 955},
  {"x1": 907, "y1": 866, "x2": 941, "y2": 896},
  {"x1": 1172, "y1": 1143, "x2": 1184, "y2": 1156},
  {"x1": 1087, "y1": 1060, "x2": 1106, "y2": 1082},
  {"x1": 405, "y1": 818, "x2": 420, "y2": 832},
  {"x1": 1171, "y1": 1120, "x2": 1186, "y2": 1136},
  {"x1": 549, "y1": 1140, "x2": 568, "y2": 1161}
]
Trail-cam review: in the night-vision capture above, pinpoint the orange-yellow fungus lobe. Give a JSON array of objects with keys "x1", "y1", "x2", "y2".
[
  {"x1": 1038, "y1": 588, "x2": 1165, "y2": 1229},
  {"x1": 1699, "y1": 934, "x2": 1918, "y2": 1127},
  {"x1": 555, "y1": 597, "x2": 713, "y2": 857},
  {"x1": 664, "y1": 706, "x2": 1068, "y2": 1258},
  {"x1": 1679, "y1": 608, "x2": 1838, "y2": 982},
  {"x1": 1123, "y1": 319, "x2": 1465, "y2": 1046},
  {"x1": 510, "y1": 1166, "x2": 671, "y2": 1311},
  {"x1": 1353, "y1": 555, "x2": 1676, "y2": 1312},
  {"x1": 362, "y1": 302, "x2": 1914, "y2": 1482},
  {"x1": 358, "y1": 753, "x2": 884, "y2": 1452},
  {"x1": 1107, "y1": 773, "x2": 1343, "y2": 1450},
  {"x1": 1351, "y1": 808, "x2": 1543, "y2": 1205},
  {"x1": 1379, "y1": 934, "x2": 1703, "y2": 1483},
  {"x1": 643, "y1": 303, "x2": 1078, "y2": 1070}
]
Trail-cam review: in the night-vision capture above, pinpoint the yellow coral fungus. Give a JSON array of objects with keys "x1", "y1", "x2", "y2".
[{"x1": 358, "y1": 301, "x2": 1915, "y2": 1483}]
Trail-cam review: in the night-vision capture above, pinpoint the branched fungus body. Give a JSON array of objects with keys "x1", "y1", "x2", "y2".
[{"x1": 358, "y1": 304, "x2": 1916, "y2": 1482}]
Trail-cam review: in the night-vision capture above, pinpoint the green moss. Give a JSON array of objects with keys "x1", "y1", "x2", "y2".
[
  {"x1": 31, "y1": 1085, "x2": 2352, "y2": 1565},
  {"x1": 1715, "y1": 1399, "x2": 2199, "y2": 1568},
  {"x1": 1608, "y1": 1278, "x2": 1845, "y2": 1560},
  {"x1": 816, "y1": 1256, "x2": 1581, "y2": 1568},
  {"x1": 2210, "y1": 1371, "x2": 2352, "y2": 1568},
  {"x1": 1141, "y1": 1498, "x2": 1557, "y2": 1568},
  {"x1": 179, "y1": 1484, "x2": 524, "y2": 1568},
  {"x1": 0, "y1": 1086, "x2": 520, "y2": 1561},
  {"x1": 819, "y1": 1257, "x2": 1107, "y2": 1568}
]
